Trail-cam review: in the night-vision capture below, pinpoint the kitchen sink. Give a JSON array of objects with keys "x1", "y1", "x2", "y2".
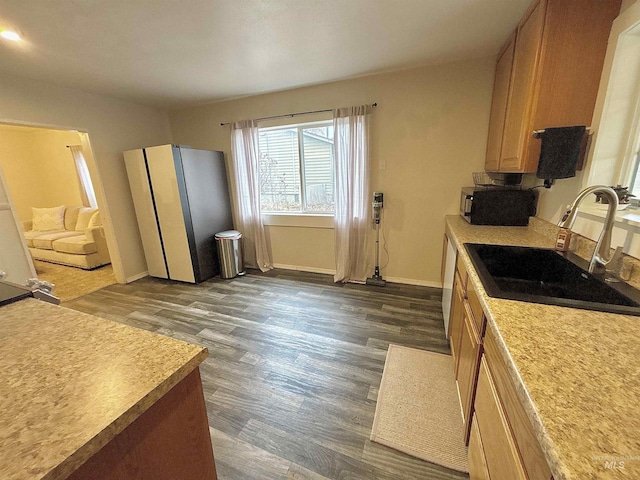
[{"x1": 464, "y1": 243, "x2": 640, "y2": 316}]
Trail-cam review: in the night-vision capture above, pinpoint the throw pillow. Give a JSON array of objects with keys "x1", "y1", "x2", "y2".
[
  {"x1": 88, "y1": 211, "x2": 102, "y2": 228},
  {"x1": 32, "y1": 206, "x2": 66, "y2": 231},
  {"x1": 75, "y1": 207, "x2": 98, "y2": 231},
  {"x1": 64, "y1": 206, "x2": 82, "y2": 231}
]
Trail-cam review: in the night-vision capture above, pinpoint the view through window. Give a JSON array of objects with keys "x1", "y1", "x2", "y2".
[
  {"x1": 258, "y1": 122, "x2": 335, "y2": 213},
  {"x1": 628, "y1": 129, "x2": 640, "y2": 197}
]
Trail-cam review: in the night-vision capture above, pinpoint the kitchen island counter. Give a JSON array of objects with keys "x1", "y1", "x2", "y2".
[
  {"x1": 446, "y1": 215, "x2": 640, "y2": 479},
  {"x1": 0, "y1": 298, "x2": 211, "y2": 480}
]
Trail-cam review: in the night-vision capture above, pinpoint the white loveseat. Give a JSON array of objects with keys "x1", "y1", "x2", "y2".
[{"x1": 22, "y1": 206, "x2": 111, "y2": 270}]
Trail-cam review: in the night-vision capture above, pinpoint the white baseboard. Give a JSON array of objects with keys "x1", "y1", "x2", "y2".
[
  {"x1": 384, "y1": 276, "x2": 442, "y2": 288},
  {"x1": 125, "y1": 271, "x2": 148, "y2": 283},
  {"x1": 271, "y1": 264, "x2": 442, "y2": 288},
  {"x1": 272, "y1": 263, "x2": 336, "y2": 275}
]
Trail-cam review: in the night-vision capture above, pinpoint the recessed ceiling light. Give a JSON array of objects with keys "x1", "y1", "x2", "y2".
[{"x1": 1, "y1": 30, "x2": 21, "y2": 42}]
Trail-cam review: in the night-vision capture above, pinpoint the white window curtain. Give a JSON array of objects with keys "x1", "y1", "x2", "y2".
[
  {"x1": 69, "y1": 145, "x2": 97, "y2": 208},
  {"x1": 230, "y1": 120, "x2": 273, "y2": 272},
  {"x1": 333, "y1": 105, "x2": 372, "y2": 283}
]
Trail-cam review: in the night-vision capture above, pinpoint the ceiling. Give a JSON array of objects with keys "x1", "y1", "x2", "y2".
[{"x1": 0, "y1": 0, "x2": 530, "y2": 109}]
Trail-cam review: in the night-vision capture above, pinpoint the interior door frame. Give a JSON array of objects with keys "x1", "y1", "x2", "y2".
[{"x1": 0, "y1": 118, "x2": 125, "y2": 284}]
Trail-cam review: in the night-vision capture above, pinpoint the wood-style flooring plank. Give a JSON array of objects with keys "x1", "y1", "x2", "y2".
[{"x1": 64, "y1": 269, "x2": 468, "y2": 479}]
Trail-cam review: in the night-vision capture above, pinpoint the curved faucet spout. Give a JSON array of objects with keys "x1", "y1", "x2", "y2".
[{"x1": 558, "y1": 185, "x2": 620, "y2": 273}]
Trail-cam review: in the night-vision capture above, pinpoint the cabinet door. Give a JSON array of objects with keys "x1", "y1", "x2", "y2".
[
  {"x1": 475, "y1": 358, "x2": 527, "y2": 480},
  {"x1": 456, "y1": 302, "x2": 482, "y2": 443},
  {"x1": 449, "y1": 276, "x2": 465, "y2": 376},
  {"x1": 524, "y1": 0, "x2": 622, "y2": 171},
  {"x1": 485, "y1": 34, "x2": 515, "y2": 172},
  {"x1": 468, "y1": 417, "x2": 490, "y2": 480},
  {"x1": 499, "y1": 0, "x2": 546, "y2": 172}
]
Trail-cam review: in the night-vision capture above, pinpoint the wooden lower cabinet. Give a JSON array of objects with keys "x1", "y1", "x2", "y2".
[
  {"x1": 449, "y1": 275, "x2": 465, "y2": 376},
  {"x1": 484, "y1": 329, "x2": 552, "y2": 480},
  {"x1": 449, "y1": 256, "x2": 553, "y2": 479},
  {"x1": 68, "y1": 368, "x2": 217, "y2": 480},
  {"x1": 474, "y1": 358, "x2": 527, "y2": 480},
  {"x1": 448, "y1": 258, "x2": 485, "y2": 444},
  {"x1": 468, "y1": 417, "x2": 490, "y2": 480},
  {"x1": 456, "y1": 303, "x2": 482, "y2": 443},
  {"x1": 469, "y1": 333, "x2": 554, "y2": 480}
]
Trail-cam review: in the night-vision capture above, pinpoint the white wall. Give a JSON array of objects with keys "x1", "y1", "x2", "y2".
[
  {"x1": 0, "y1": 71, "x2": 172, "y2": 282},
  {"x1": 0, "y1": 127, "x2": 84, "y2": 222},
  {"x1": 169, "y1": 58, "x2": 495, "y2": 286}
]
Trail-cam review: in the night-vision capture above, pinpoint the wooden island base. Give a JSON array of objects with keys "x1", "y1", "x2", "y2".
[{"x1": 68, "y1": 368, "x2": 217, "y2": 480}]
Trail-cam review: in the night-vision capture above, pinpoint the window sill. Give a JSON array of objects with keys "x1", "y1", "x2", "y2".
[
  {"x1": 577, "y1": 203, "x2": 640, "y2": 228},
  {"x1": 262, "y1": 213, "x2": 334, "y2": 228}
]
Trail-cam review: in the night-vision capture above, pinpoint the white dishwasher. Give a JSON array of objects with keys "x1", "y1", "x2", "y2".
[{"x1": 441, "y1": 236, "x2": 457, "y2": 336}]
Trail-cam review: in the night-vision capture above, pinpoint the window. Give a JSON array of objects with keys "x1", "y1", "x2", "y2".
[
  {"x1": 628, "y1": 130, "x2": 640, "y2": 197},
  {"x1": 587, "y1": 4, "x2": 640, "y2": 195},
  {"x1": 258, "y1": 122, "x2": 335, "y2": 213}
]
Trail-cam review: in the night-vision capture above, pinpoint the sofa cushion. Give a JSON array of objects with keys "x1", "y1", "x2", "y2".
[
  {"x1": 32, "y1": 231, "x2": 84, "y2": 250},
  {"x1": 32, "y1": 206, "x2": 66, "y2": 231},
  {"x1": 75, "y1": 207, "x2": 98, "y2": 231},
  {"x1": 23, "y1": 229, "x2": 64, "y2": 248},
  {"x1": 64, "y1": 206, "x2": 82, "y2": 231},
  {"x1": 52, "y1": 235, "x2": 97, "y2": 255}
]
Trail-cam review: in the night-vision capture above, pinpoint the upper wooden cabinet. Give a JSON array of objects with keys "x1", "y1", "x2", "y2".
[
  {"x1": 485, "y1": 34, "x2": 515, "y2": 172},
  {"x1": 485, "y1": 0, "x2": 621, "y2": 173}
]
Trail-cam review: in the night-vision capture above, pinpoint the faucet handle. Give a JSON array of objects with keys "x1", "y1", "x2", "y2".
[
  {"x1": 606, "y1": 246, "x2": 625, "y2": 276},
  {"x1": 605, "y1": 246, "x2": 629, "y2": 281}
]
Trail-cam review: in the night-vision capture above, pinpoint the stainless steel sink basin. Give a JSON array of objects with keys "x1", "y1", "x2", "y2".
[{"x1": 464, "y1": 243, "x2": 640, "y2": 316}]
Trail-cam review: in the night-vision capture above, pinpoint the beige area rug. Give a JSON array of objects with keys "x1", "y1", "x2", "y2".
[
  {"x1": 371, "y1": 345, "x2": 469, "y2": 473},
  {"x1": 33, "y1": 260, "x2": 116, "y2": 302}
]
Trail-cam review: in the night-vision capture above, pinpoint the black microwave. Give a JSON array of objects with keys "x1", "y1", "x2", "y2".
[{"x1": 460, "y1": 187, "x2": 538, "y2": 226}]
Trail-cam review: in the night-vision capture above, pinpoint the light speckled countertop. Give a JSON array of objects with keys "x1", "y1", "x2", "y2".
[
  {"x1": 446, "y1": 215, "x2": 640, "y2": 480},
  {"x1": 0, "y1": 299, "x2": 208, "y2": 480}
]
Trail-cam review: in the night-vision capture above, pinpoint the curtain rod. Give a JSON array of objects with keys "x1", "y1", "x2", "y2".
[{"x1": 220, "y1": 102, "x2": 377, "y2": 126}]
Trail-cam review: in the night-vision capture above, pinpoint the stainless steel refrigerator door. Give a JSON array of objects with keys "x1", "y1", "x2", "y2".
[{"x1": 177, "y1": 147, "x2": 234, "y2": 282}]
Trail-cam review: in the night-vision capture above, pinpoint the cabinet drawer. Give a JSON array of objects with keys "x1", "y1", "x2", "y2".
[
  {"x1": 475, "y1": 358, "x2": 527, "y2": 480},
  {"x1": 484, "y1": 329, "x2": 552, "y2": 480},
  {"x1": 466, "y1": 280, "x2": 485, "y2": 337},
  {"x1": 456, "y1": 255, "x2": 468, "y2": 293}
]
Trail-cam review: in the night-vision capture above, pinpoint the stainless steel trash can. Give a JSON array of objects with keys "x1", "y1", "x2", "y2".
[{"x1": 215, "y1": 230, "x2": 244, "y2": 279}]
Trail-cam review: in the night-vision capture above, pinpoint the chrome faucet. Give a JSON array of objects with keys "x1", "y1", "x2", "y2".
[{"x1": 558, "y1": 185, "x2": 623, "y2": 274}]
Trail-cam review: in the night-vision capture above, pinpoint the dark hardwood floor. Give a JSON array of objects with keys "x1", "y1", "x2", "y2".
[{"x1": 65, "y1": 269, "x2": 468, "y2": 480}]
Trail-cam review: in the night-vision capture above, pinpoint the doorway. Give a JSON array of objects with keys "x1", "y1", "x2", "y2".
[{"x1": 0, "y1": 123, "x2": 116, "y2": 301}]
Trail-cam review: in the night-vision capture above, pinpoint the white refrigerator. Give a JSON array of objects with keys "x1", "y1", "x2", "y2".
[{"x1": 124, "y1": 144, "x2": 233, "y2": 283}]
